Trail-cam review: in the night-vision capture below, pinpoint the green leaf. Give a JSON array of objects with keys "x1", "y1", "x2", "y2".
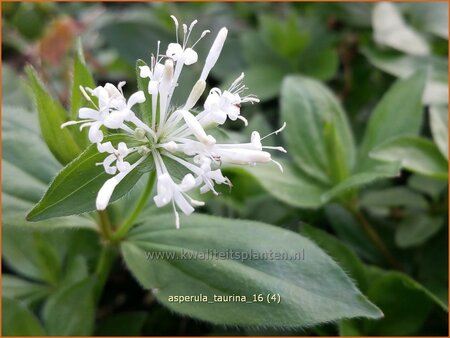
[
  {"x1": 70, "y1": 40, "x2": 95, "y2": 119},
  {"x1": 396, "y1": 214, "x2": 443, "y2": 248},
  {"x1": 2, "y1": 275, "x2": 51, "y2": 308},
  {"x1": 226, "y1": 159, "x2": 327, "y2": 209},
  {"x1": 2, "y1": 298, "x2": 46, "y2": 336},
  {"x1": 372, "y1": 2, "x2": 430, "y2": 56},
  {"x1": 99, "y1": 20, "x2": 172, "y2": 67},
  {"x1": 2, "y1": 226, "x2": 97, "y2": 283},
  {"x1": 417, "y1": 232, "x2": 448, "y2": 307},
  {"x1": 69, "y1": 40, "x2": 95, "y2": 150},
  {"x1": 357, "y1": 71, "x2": 426, "y2": 171},
  {"x1": 362, "y1": 48, "x2": 447, "y2": 80},
  {"x1": 136, "y1": 59, "x2": 153, "y2": 125},
  {"x1": 344, "y1": 267, "x2": 447, "y2": 335},
  {"x1": 300, "y1": 225, "x2": 368, "y2": 291},
  {"x1": 259, "y1": 14, "x2": 309, "y2": 60},
  {"x1": 240, "y1": 65, "x2": 286, "y2": 101},
  {"x1": 408, "y1": 2, "x2": 448, "y2": 39},
  {"x1": 32, "y1": 232, "x2": 62, "y2": 286},
  {"x1": 360, "y1": 186, "x2": 428, "y2": 216},
  {"x1": 2, "y1": 65, "x2": 33, "y2": 110},
  {"x1": 297, "y1": 18, "x2": 338, "y2": 81},
  {"x1": 300, "y1": 48, "x2": 338, "y2": 81},
  {"x1": 281, "y1": 75, "x2": 355, "y2": 185},
  {"x1": 2, "y1": 128, "x2": 60, "y2": 184},
  {"x1": 241, "y1": 31, "x2": 286, "y2": 67},
  {"x1": 25, "y1": 65, "x2": 82, "y2": 165},
  {"x1": 27, "y1": 134, "x2": 149, "y2": 221},
  {"x1": 3, "y1": 226, "x2": 46, "y2": 281},
  {"x1": 43, "y1": 278, "x2": 95, "y2": 336},
  {"x1": 2, "y1": 127, "x2": 96, "y2": 230},
  {"x1": 362, "y1": 48, "x2": 448, "y2": 105},
  {"x1": 408, "y1": 174, "x2": 446, "y2": 200},
  {"x1": 370, "y1": 136, "x2": 448, "y2": 180},
  {"x1": 2, "y1": 105, "x2": 40, "y2": 135},
  {"x1": 121, "y1": 213, "x2": 382, "y2": 327},
  {"x1": 429, "y1": 105, "x2": 449, "y2": 160},
  {"x1": 320, "y1": 163, "x2": 401, "y2": 203}
]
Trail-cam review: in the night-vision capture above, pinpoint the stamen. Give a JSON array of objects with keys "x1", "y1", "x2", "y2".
[
  {"x1": 79, "y1": 85, "x2": 91, "y2": 101},
  {"x1": 170, "y1": 15, "x2": 179, "y2": 44},
  {"x1": 173, "y1": 202, "x2": 180, "y2": 229},
  {"x1": 185, "y1": 20, "x2": 198, "y2": 46},
  {"x1": 272, "y1": 159, "x2": 284, "y2": 172},
  {"x1": 79, "y1": 122, "x2": 94, "y2": 130},
  {"x1": 229, "y1": 73, "x2": 245, "y2": 91},
  {"x1": 236, "y1": 115, "x2": 248, "y2": 126},
  {"x1": 118, "y1": 81, "x2": 126, "y2": 95},
  {"x1": 61, "y1": 120, "x2": 89, "y2": 129},
  {"x1": 191, "y1": 30, "x2": 210, "y2": 48},
  {"x1": 263, "y1": 146, "x2": 287, "y2": 153},
  {"x1": 184, "y1": 194, "x2": 205, "y2": 207},
  {"x1": 260, "y1": 122, "x2": 287, "y2": 140},
  {"x1": 156, "y1": 40, "x2": 161, "y2": 61},
  {"x1": 189, "y1": 20, "x2": 198, "y2": 32},
  {"x1": 182, "y1": 24, "x2": 188, "y2": 48},
  {"x1": 79, "y1": 86, "x2": 99, "y2": 110}
]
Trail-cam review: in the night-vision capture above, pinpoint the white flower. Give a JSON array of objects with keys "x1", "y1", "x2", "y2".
[
  {"x1": 200, "y1": 73, "x2": 259, "y2": 127},
  {"x1": 65, "y1": 15, "x2": 287, "y2": 228},
  {"x1": 96, "y1": 156, "x2": 146, "y2": 210},
  {"x1": 62, "y1": 82, "x2": 150, "y2": 142},
  {"x1": 97, "y1": 141, "x2": 132, "y2": 175}
]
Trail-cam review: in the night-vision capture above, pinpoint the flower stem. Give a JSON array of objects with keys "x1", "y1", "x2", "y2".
[
  {"x1": 347, "y1": 203, "x2": 402, "y2": 270},
  {"x1": 97, "y1": 210, "x2": 113, "y2": 240},
  {"x1": 94, "y1": 243, "x2": 117, "y2": 303},
  {"x1": 111, "y1": 170, "x2": 156, "y2": 241}
]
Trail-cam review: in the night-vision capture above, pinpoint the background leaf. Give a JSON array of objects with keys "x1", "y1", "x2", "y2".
[
  {"x1": 69, "y1": 40, "x2": 95, "y2": 149},
  {"x1": 2, "y1": 275, "x2": 51, "y2": 308},
  {"x1": 43, "y1": 278, "x2": 95, "y2": 336},
  {"x1": 2, "y1": 298, "x2": 46, "y2": 336},
  {"x1": 225, "y1": 160, "x2": 327, "y2": 209},
  {"x1": 357, "y1": 71, "x2": 426, "y2": 171},
  {"x1": 395, "y1": 214, "x2": 444, "y2": 248},
  {"x1": 341, "y1": 267, "x2": 447, "y2": 336},
  {"x1": 26, "y1": 65, "x2": 82, "y2": 165},
  {"x1": 281, "y1": 75, "x2": 355, "y2": 185},
  {"x1": 370, "y1": 136, "x2": 448, "y2": 180},
  {"x1": 300, "y1": 225, "x2": 368, "y2": 291},
  {"x1": 429, "y1": 105, "x2": 449, "y2": 160}
]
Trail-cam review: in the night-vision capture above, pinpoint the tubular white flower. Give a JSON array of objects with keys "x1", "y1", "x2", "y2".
[
  {"x1": 96, "y1": 141, "x2": 133, "y2": 176},
  {"x1": 158, "y1": 59, "x2": 174, "y2": 126},
  {"x1": 200, "y1": 27, "x2": 228, "y2": 81},
  {"x1": 180, "y1": 110, "x2": 216, "y2": 145},
  {"x1": 96, "y1": 155, "x2": 146, "y2": 210},
  {"x1": 183, "y1": 79, "x2": 206, "y2": 110},
  {"x1": 196, "y1": 73, "x2": 258, "y2": 128}
]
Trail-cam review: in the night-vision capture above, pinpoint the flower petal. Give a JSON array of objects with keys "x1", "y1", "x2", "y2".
[
  {"x1": 88, "y1": 121, "x2": 104, "y2": 143},
  {"x1": 96, "y1": 171, "x2": 127, "y2": 210}
]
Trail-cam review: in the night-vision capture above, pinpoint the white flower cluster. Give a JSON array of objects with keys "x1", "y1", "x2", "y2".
[{"x1": 63, "y1": 16, "x2": 286, "y2": 228}]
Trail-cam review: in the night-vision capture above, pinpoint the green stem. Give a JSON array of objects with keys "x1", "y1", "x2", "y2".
[
  {"x1": 112, "y1": 171, "x2": 156, "y2": 241},
  {"x1": 94, "y1": 244, "x2": 117, "y2": 303},
  {"x1": 347, "y1": 203, "x2": 402, "y2": 270},
  {"x1": 97, "y1": 210, "x2": 113, "y2": 240}
]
